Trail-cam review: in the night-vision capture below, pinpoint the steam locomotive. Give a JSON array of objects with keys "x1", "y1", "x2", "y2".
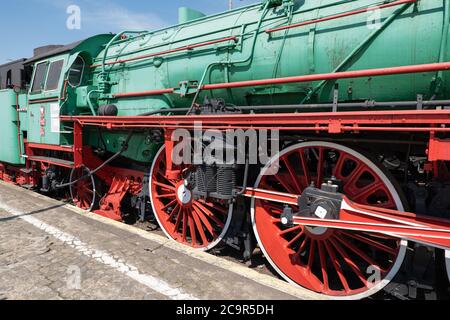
[{"x1": 1, "y1": 0, "x2": 450, "y2": 299}]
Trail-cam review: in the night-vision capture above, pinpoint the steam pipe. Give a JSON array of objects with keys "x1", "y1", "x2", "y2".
[
  {"x1": 265, "y1": 0, "x2": 417, "y2": 34},
  {"x1": 110, "y1": 62, "x2": 450, "y2": 99},
  {"x1": 200, "y1": 62, "x2": 450, "y2": 91}
]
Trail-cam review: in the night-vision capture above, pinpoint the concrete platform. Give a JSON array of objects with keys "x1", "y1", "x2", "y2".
[{"x1": 0, "y1": 181, "x2": 322, "y2": 300}]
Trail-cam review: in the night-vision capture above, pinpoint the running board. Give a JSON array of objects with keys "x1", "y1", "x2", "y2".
[{"x1": 28, "y1": 156, "x2": 74, "y2": 169}]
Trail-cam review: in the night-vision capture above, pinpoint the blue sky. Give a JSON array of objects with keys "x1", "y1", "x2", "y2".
[{"x1": 0, "y1": 0, "x2": 260, "y2": 64}]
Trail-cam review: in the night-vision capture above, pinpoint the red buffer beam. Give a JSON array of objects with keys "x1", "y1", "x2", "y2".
[{"x1": 266, "y1": 0, "x2": 417, "y2": 34}]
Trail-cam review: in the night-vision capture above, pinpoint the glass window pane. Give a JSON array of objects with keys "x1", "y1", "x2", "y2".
[
  {"x1": 68, "y1": 56, "x2": 85, "y2": 87},
  {"x1": 31, "y1": 62, "x2": 47, "y2": 93},
  {"x1": 45, "y1": 60, "x2": 64, "y2": 91}
]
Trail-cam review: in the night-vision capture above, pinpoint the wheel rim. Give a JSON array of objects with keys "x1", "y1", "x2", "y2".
[
  {"x1": 150, "y1": 147, "x2": 233, "y2": 250},
  {"x1": 446, "y1": 250, "x2": 450, "y2": 283},
  {"x1": 251, "y1": 142, "x2": 407, "y2": 299},
  {"x1": 70, "y1": 166, "x2": 96, "y2": 212}
]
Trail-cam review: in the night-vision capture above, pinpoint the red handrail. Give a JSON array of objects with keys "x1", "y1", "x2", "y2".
[
  {"x1": 111, "y1": 62, "x2": 450, "y2": 98},
  {"x1": 91, "y1": 36, "x2": 238, "y2": 68},
  {"x1": 113, "y1": 88, "x2": 175, "y2": 98},
  {"x1": 265, "y1": 0, "x2": 417, "y2": 34},
  {"x1": 201, "y1": 62, "x2": 450, "y2": 90}
]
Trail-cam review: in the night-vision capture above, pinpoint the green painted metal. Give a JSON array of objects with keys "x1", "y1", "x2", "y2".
[
  {"x1": 0, "y1": 89, "x2": 23, "y2": 165},
  {"x1": 17, "y1": 0, "x2": 450, "y2": 163},
  {"x1": 178, "y1": 7, "x2": 206, "y2": 24},
  {"x1": 24, "y1": 34, "x2": 115, "y2": 148},
  {"x1": 27, "y1": 54, "x2": 68, "y2": 146},
  {"x1": 87, "y1": 0, "x2": 448, "y2": 114}
]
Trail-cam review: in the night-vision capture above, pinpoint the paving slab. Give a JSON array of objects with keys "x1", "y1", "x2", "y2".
[{"x1": 0, "y1": 181, "x2": 323, "y2": 300}]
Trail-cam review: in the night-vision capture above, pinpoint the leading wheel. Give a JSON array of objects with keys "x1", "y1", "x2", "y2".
[
  {"x1": 150, "y1": 146, "x2": 233, "y2": 250},
  {"x1": 70, "y1": 165, "x2": 97, "y2": 212},
  {"x1": 251, "y1": 141, "x2": 407, "y2": 299}
]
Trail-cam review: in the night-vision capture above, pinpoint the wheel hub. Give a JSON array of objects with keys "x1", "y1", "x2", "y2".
[
  {"x1": 282, "y1": 182, "x2": 343, "y2": 238},
  {"x1": 176, "y1": 181, "x2": 192, "y2": 206}
]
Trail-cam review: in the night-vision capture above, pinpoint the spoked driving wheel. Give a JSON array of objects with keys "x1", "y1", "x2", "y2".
[
  {"x1": 251, "y1": 141, "x2": 407, "y2": 299},
  {"x1": 150, "y1": 147, "x2": 233, "y2": 250},
  {"x1": 70, "y1": 165, "x2": 97, "y2": 212},
  {"x1": 446, "y1": 251, "x2": 450, "y2": 283}
]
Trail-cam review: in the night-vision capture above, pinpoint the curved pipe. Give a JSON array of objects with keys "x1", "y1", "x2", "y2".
[
  {"x1": 188, "y1": 1, "x2": 271, "y2": 111},
  {"x1": 102, "y1": 30, "x2": 147, "y2": 73},
  {"x1": 87, "y1": 90, "x2": 100, "y2": 116}
]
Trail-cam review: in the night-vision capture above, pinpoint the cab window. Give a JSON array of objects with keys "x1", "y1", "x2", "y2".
[
  {"x1": 45, "y1": 60, "x2": 64, "y2": 91},
  {"x1": 68, "y1": 56, "x2": 85, "y2": 87},
  {"x1": 31, "y1": 62, "x2": 48, "y2": 93}
]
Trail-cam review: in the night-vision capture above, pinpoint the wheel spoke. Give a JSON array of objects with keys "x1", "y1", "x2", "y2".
[
  {"x1": 161, "y1": 199, "x2": 177, "y2": 212},
  {"x1": 191, "y1": 209, "x2": 209, "y2": 245},
  {"x1": 307, "y1": 240, "x2": 316, "y2": 274},
  {"x1": 157, "y1": 170, "x2": 176, "y2": 186},
  {"x1": 194, "y1": 202, "x2": 224, "y2": 228},
  {"x1": 332, "y1": 153, "x2": 346, "y2": 178},
  {"x1": 274, "y1": 173, "x2": 297, "y2": 194},
  {"x1": 279, "y1": 225, "x2": 302, "y2": 237},
  {"x1": 318, "y1": 242, "x2": 329, "y2": 291},
  {"x1": 351, "y1": 181, "x2": 385, "y2": 204},
  {"x1": 335, "y1": 233, "x2": 385, "y2": 272},
  {"x1": 173, "y1": 208, "x2": 183, "y2": 234},
  {"x1": 329, "y1": 237, "x2": 368, "y2": 285},
  {"x1": 316, "y1": 147, "x2": 325, "y2": 186},
  {"x1": 197, "y1": 199, "x2": 228, "y2": 216},
  {"x1": 298, "y1": 150, "x2": 311, "y2": 187},
  {"x1": 193, "y1": 205, "x2": 218, "y2": 237},
  {"x1": 156, "y1": 193, "x2": 176, "y2": 199},
  {"x1": 286, "y1": 229, "x2": 305, "y2": 248},
  {"x1": 343, "y1": 164, "x2": 365, "y2": 191},
  {"x1": 182, "y1": 209, "x2": 188, "y2": 242},
  {"x1": 282, "y1": 157, "x2": 302, "y2": 193},
  {"x1": 343, "y1": 232, "x2": 397, "y2": 256},
  {"x1": 324, "y1": 241, "x2": 351, "y2": 293},
  {"x1": 188, "y1": 211, "x2": 197, "y2": 246},
  {"x1": 292, "y1": 237, "x2": 310, "y2": 262},
  {"x1": 153, "y1": 181, "x2": 175, "y2": 191},
  {"x1": 167, "y1": 205, "x2": 181, "y2": 222}
]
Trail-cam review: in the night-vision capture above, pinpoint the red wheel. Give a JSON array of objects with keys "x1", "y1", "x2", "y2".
[
  {"x1": 446, "y1": 250, "x2": 450, "y2": 283},
  {"x1": 70, "y1": 165, "x2": 97, "y2": 212},
  {"x1": 150, "y1": 147, "x2": 233, "y2": 250},
  {"x1": 252, "y1": 142, "x2": 407, "y2": 299}
]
